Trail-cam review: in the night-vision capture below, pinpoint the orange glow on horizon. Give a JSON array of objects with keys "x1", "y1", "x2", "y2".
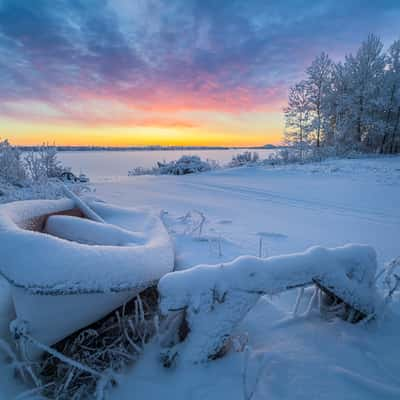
[
  {"x1": 5, "y1": 128, "x2": 283, "y2": 147},
  {"x1": 2, "y1": 104, "x2": 284, "y2": 147}
]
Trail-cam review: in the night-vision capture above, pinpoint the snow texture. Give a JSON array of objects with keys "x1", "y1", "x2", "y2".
[{"x1": 159, "y1": 244, "x2": 378, "y2": 363}]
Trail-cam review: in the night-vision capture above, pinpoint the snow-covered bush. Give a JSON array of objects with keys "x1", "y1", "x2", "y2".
[
  {"x1": 264, "y1": 147, "x2": 304, "y2": 165},
  {"x1": 25, "y1": 144, "x2": 64, "y2": 182},
  {"x1": 229, "y1": 151, "x2": 259, "y2": 167},
  {"x1": 0, "y1": 139, "x2": 26, "y2": 185},
  {"x1": 129, "y1": 155, "x2": 216, "y2": 176},
  {"x1": 0, "y1": 139, "x2": 84, "y2": 204},
  {"x1": 157, "y1": 155, "x2": 213, "y2": 175},
  {"x1": 128, "y1": 166, "x2": 158, "y2": 176},
  {"x1": 0, "y1": 140, "x2": 65, "y2": 187},
  {"x1": 265, "y1": 145, "x2": 344, "y2": 165}
]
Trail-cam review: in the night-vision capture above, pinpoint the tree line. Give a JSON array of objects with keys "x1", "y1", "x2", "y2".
[{"x1": 284, "y1": 34, "x2": 400, "y2": 159}]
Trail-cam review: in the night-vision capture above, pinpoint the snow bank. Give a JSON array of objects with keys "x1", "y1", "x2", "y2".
[{"x1": 158, "y1": 244, "x2": 378, "y2": 363}]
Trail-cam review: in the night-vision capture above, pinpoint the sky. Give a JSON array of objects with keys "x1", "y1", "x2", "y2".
[{"x1": 0, "y1": 0, "x2": 399, "y2": 147}]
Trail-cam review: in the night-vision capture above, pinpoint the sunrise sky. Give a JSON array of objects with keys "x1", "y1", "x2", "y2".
[{"x1": 0, "y1": 0, "x2": 399, "y2": 147}]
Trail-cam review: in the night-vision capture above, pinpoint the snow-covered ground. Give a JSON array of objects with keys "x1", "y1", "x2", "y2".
[{"x1": 1, "y1": 155, "x2": 400, "y2": 399}]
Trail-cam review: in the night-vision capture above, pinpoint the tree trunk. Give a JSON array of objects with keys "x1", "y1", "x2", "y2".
[
  {"x1": 391, "y1": 107, "x2": 400, "y2": 153},
  {"x1": 357, "y1": 97, "x2": 363, "y2": 143},
  {"x1": 300, "y1": 125, "x2": 303, "y2": 162},
  {"x1": 380, "y1": 85, "x2": 396, "y2": 153},
  {"x1": 316, "y1": 87, "x2": 321, "y2": 148}
]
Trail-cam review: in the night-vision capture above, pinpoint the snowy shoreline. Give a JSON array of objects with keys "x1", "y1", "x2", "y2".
[{"x1": 1, "y1": 155, "x2": 400, "y2": 399}]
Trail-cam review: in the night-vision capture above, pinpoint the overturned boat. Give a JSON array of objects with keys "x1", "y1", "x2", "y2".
[{"x1": 0, "y1": 197, "x2": 174, "y2": 358}]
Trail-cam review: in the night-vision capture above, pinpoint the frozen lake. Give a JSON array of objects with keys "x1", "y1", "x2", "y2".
[{"x1": 58, "y1": 149, "x2": 275, "y2": 181}]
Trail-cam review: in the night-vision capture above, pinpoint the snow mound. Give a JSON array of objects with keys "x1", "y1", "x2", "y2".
[{"x1": 158, "y1": 244, "x2": 378, "y2": 363}]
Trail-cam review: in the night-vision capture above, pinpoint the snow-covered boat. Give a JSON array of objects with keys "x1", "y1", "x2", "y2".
[{"x1": 0, "y1": 198, "x2": 174, "y2": 358}]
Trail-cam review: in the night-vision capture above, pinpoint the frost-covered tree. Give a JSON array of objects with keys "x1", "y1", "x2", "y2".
[
  {"x1": 381, "y1": 40, "x2": 400, "y2": 153},
  {"x1": 305, "y1": 52, "x2": 333, "y2": 148},
  {"x1": 284, "y1": 81, "x2": 311, "y2": 161},
  {"x1": 25, "y1": 144, "x2": 64, "y2": 182},
  {"x1": 38, "y1": 144, "x2": 63, "y2": 178},
  {"x1": 327, "y1": 60, "x2": 361, "y2": 151},
  {"x1": 283, "y1": 34, "x2": 400, "y2": 156},
  {"x1": 345, "y1": 34, "x2": 386, "y2": 148},
  {"x1": 0, "y1": 139, "x2": 26, "y2": 185}
]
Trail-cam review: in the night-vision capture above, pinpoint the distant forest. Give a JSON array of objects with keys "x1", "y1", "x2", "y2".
[{"x1": 17, "y1": 144, "x2": 278, "y2": 152}]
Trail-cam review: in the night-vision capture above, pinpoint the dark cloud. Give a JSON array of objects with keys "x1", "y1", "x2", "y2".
[{"x1": 0, "y1": 0, "x2": 399, "y2": 111}]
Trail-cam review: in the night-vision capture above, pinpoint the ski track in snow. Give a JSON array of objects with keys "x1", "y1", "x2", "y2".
[
  {"x1": 180, "y1": 180, "x2": 400, "y2": 225},
  {"x1": 332, "y1": 366, "x2": 400, "y2": 398}
]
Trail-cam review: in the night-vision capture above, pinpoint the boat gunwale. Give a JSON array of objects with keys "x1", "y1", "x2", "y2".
[
  {"x1": 1, "y1": 271, "x2": 159, "y2": 296},
  {"x1": 0, "y1": 198, "x2": 174, "y2": 295}
]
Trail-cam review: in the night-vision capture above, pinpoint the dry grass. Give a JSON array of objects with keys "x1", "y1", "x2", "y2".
[{"x1": 13, "y1": 286, "x2": 159, "y2": 399}]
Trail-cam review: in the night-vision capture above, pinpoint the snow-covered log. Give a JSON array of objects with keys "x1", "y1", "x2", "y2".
[{"x1": 158, "y1": 244, "x2": 378, "y2": 364}]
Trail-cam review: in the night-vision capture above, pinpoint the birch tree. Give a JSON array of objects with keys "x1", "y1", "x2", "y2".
[
  {"x1": 382, "y1": 40, "x2": 400, "y2": 153},
  {"x1": 282, "y1": 34, "x2": 400, "y2": 156},
  {"x1": 305, "y1": 52, "x2": 333, "y2": 148},
  {"x1": 284, "y1": 81, "x2": 311, "y2": 161}
]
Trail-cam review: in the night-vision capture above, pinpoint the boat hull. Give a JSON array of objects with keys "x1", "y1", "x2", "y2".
[
  {"x1": 0, "y1": 198, "x2": 175, "y2": 359},
  {"x1": 12, "y1": 286, "x2": 139, "y2": 359}
]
